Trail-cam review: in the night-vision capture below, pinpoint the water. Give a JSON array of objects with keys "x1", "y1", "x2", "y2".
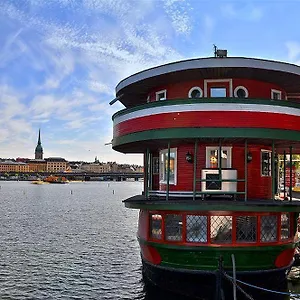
[{"x1": 0, "y1": 181, "x2": 299, "y2": 300}]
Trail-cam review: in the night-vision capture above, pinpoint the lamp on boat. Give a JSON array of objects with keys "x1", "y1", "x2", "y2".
[
  {"x1": 247, "y1": 152, "x2": 253, "y2": 163},
  {"x1": 186, "y1": 152, "x2": 193, "y2": 163}
]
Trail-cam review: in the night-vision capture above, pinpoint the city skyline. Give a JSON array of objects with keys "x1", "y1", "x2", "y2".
[{"x1": 1, "y1": 1, "x2": 300, "y2": 164}]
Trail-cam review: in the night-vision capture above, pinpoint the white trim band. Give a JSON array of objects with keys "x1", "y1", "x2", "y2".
[{"x1": 114, "y1": 103, "x2": 300, "y2": 125}]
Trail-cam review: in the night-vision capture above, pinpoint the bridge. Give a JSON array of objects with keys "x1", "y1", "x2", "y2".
[{"x1": 0, "y1": 172, "x2": 144, "y2": 181}]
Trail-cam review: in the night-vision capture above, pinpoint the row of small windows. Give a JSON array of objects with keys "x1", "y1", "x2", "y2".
[
  {"x1": 152, "y1": 87, "x2": 282, "y2": 101},
  {"x1": 150, "y1": 213, "x2": 291, "y2": 244}
]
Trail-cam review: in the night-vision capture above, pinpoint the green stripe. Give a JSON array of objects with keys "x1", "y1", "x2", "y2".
[
  {"x1": 139, "y1": 238, "x2": 295, "y2": 271},
  {"x1": 112, "y1": 98, "x2": 300, "y2": 120},
  {"x1": 113, "y1": 128, "x2": 300, "y2": 148},
  {"x1": 124, "y1": 201, "x2": 300, "y2": 212}
]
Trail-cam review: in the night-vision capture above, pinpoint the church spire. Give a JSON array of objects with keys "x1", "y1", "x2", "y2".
[
  {"x1": 35, "y1": 129, "x2": 43, "y2": 159},
  {"x1": 38, "y1": 129, "x2": 41, "y2": 144}
]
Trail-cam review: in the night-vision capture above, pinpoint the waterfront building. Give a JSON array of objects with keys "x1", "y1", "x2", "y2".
[
  {"x1": 28, "y1": 159, "x2": 47, "y2": 172},
  {"x1": 35, "y1": 129, "x2": 43, "y2": 159},
  {"x1": 0, "y1": 160, "x2": 29, "y2": 173},
  {"x1": 111, "y1": 53, "x2": 300, "y2": 296},
  {"x1": 46, "y1": 157, "x2": 68, "y2": 172},
  {"x1": 81, "y1": 162, "x2": 112, "y2": 173}
]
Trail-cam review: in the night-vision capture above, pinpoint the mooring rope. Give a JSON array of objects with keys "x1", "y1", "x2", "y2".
[{"x1": 224, "y1": 272, "x2": 300, "y2": 297}]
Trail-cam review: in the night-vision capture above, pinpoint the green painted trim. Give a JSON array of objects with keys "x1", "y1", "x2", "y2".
[
  {"x1": 124, "y1": 201, "x2": 300, "y2": 212},
  {"x1": 113, "y1": 128, "x2": 300, "y2": 148},
  {"x1": 139, "y1": 238, "x2": 295, "y2": 271},
  {"x1": 112, "y1": 98, "x2": 300, "y2": 120},
  {"x1": 139, "y1": 238, "x2": 295, "y2": 251}
]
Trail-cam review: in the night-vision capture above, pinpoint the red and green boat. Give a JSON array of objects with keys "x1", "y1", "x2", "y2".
[{"x1": 111, "y1": 51, "x2": 300, "y2": 298}]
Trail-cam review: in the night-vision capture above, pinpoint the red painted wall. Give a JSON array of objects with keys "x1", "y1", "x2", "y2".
[
  {"x1": 155, "y1": 144, "x2": 272, "y2": 200},
  {"x1": 147, "y1": 78, "x2": 286, "y2": 101}
]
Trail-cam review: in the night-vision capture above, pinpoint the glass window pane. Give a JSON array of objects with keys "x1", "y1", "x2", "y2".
[
  {"x1": 281, "y1": 213, "x2": 290, "y2": 240},
  {"x1": 211, "y1": 216, "x2": 232, "y2": 243},
  {"x1": 165, "y1": 214, "x2": 182, "y2": 241},
  {"x1": 211, "y1": 87, "x2": 226, "y2": 97},
  {"x1": 261, "y1": 151, "x2": 271, "y2": 176},
  {"x1": 150, "y1": 214, "x2": 162, "y2": 240},
  {"x1": 186, "y1": 215, "x2": 207, "y2": 242},
  {"x1": 261, "y1": 215, "x2": 277, "y2": 242},
  {"x1": 236, "y1": 216, "x2": 257, "y2": 243}
]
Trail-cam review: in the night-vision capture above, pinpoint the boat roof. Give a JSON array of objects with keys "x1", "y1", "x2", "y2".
[{"x1": 115, "y1": 56, "x2": 300, "y2": 107}]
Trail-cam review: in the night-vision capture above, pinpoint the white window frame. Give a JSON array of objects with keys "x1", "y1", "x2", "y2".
[
  {"x1": 204, "y1": 79, "x2": 233, "y2": 97},
  {"x1": 156, "y1": 89, "x2": 167, "y2": 101},
  {"x1": 188, "y1": 86, "x2": 203, "y2": 98},
  {"x1": 234, "y1": 86, "x2": 249, "y2": 98},
  {"x1": 261, "y1": 150, "x2": 272, "y2": 177},
  {"x1": 271, "y1": 89, "x2": 282, "y2": 100},
  {"x1": 159, "y1": 148, "x2": 177, "y2": 185},
  {"x1": 205, "y1": 147, "x2": 232, "y2": 168}
]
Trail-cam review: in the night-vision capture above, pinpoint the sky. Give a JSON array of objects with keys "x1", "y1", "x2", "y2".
[{"x1": 0, "y1": 0, "x2": 300, "y2": 164}]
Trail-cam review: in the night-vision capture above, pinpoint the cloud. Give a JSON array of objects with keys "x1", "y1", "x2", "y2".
[
  {"x1": 286, "y1": 42, "x2": 300, "y2": 64},
  {"x1": 221, "y1": 3, "x2": 263, "y2": 21},
  {"x1": 163, "y1": 0, "x2": 193, "y2": 35},
  {"x1": 0, "y1": 0, "x2": 194, "y2": 164}
]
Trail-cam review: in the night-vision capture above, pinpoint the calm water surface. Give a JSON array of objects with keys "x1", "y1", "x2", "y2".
[{"x1": 0, "y1": 181, "x2": 299, "y2": 300}]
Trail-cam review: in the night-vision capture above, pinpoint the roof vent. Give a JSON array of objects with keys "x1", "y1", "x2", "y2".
[{"x1": 213, "y1": 45, "x2": 228, "y2": 58}]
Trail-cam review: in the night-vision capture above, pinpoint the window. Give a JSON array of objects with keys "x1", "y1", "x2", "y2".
[
  {"x1": 271, "y1": 89, "x2": 282, "y2": 100},
  {"x1": 165, "y1": 214, "x2": 182, "y2": 241},
  {"x1": 188, "y1": 87, "x2": 203, "y2": 98},
  {"x1": 234, "y1": 86, "x2": 249, "y2": 98},
  {"x1": 210, "y1": 87, "x2": 226, "y2": 97},
  {"x1": 186, "y1": 215, "x2": 207, "y2": 242},
  {"x1": 152, "y1": 157, "x2": 159, "y2": 174},
  {"x1": 211, "y1": 216, "x2": 232, "y2": 244},
  {"x1": 280, "y1": 213, "x2": 290, "y2": 240},
  {"x1": 150, "y1": 214, "x2": 162, "y2": 240},
  {"x1": 156, "y1": 90, "x2": 167, "y2": 101},
  {"x1": 206, "y1": 147, "x2": 232, "y2": 168},
  {"x1": 261, "y1": 150, "x2": 271, "y2": 176},
  {"x1": 236, "y1": 216, "x2": 257, "y2": 243},
  {"x1": 261, "y1": 215, "x2": 277, "y2": 242},
  {"x1": 159, "y1": 148, "x2": 177, "y2": 184}
]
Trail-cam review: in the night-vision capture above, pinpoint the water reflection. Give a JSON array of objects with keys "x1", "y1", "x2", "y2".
[{"x1": 0, "y1": 181, "x2": 299, "y2": 300}]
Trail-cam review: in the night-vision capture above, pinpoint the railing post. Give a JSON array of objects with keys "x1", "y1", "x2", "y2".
[
  {"x1": 289, "y1": 146, "x2": 293, "y2": 202},
  {"x1": 218, "y1": 140, "x2": 222, "y2": 190},
  {"x1": 283, "y1": 150, "x2": 286, "y2": 200},
  {"x1": 193, "y1": 140, "x2": 198, "y2": 201},
  {"x1": 272, "y1": 141, "x2": 275, "y2": 200},
  {"x1": 244, "y1": 139, "x2": 248, "y2": 202},
  {"x1": 166, "y1": 142, "x2": 171, "y2": 201},
  {"x1": 145, "y1": 148, "x2": 149, "y2": 198}
]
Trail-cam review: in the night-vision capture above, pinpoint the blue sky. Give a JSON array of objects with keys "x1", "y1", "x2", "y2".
[{"x1": 0, "y1": 0, "x2": 299, "y2": 164}]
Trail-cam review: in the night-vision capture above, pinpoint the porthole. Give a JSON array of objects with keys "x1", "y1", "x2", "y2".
[
  {"x1": 188, "y1": 87, "x2": 203, "y2": 98},
  {"x1": 234, "y1": 86, "x2": 248, "y2": 98}
]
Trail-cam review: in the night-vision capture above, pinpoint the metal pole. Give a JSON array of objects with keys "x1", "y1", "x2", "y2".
[
  {"x1": 193, "y1": 140, "x2": 198, "y2": 201},
  {"x1": 219, "y1": 139, "x2": 222, "y2": 190},
  {"x1": 283, "y1": 150, "x2": 286, "y2": 200},
  {"x1": 145, "y1": 148, "x2": 149, "y2": 198},
  {"x1": 289, "y1": 146, "x2": 293, "y2": 202},
  {"x1": 244, "y1": 140, "x2": 248, "y2": 202},
  {"x1": 166, "y1": 142, "x2": 171, "y2": 201},
  {"x1": 231, "y1": 254, "x2": 237, "y2": 300},
  {"x1": 272, "y1": 141, "x2": 275, "y2": 200}
]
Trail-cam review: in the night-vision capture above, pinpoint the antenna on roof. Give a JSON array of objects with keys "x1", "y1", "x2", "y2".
[{"x1": 213, "y1": 44, "x2": 228, "y2": 58}]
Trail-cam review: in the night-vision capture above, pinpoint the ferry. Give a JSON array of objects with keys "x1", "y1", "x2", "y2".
[
  {"x1": 44, "y1": 175, "x2": 69, "y2": 184},
  {"x1": 111, "y1": 49, "x2": 300, "y2": 298}
]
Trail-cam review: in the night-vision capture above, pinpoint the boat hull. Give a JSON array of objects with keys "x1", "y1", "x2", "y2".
[{"x1": 142, "y1": 258, "x2": 290, "y2": 300}]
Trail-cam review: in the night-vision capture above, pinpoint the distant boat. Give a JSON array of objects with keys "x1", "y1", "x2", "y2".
[
  {"x1": 44, "y1": 175, "x2": 69, "y2": 184},
  {"x1": 31, "y1": 179, "x2": 48, "y2": 185}
]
